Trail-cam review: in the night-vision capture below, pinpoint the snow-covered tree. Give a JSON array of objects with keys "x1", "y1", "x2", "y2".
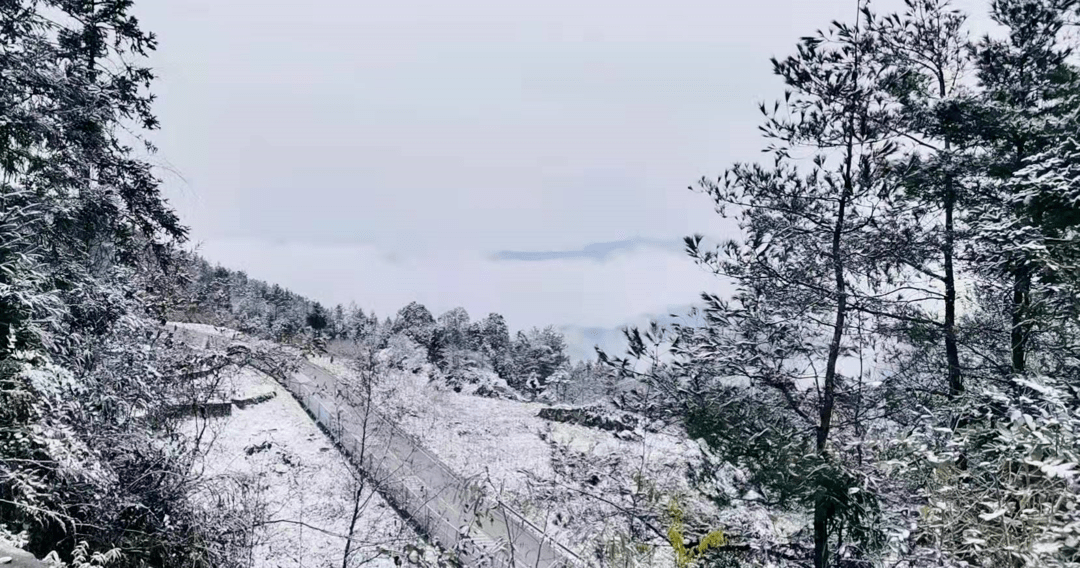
[
  {"x1": 968, "y1": 0, "x2": 1080, "y2": 374},
  {"x1": 390, "y1": 301, "x2": 436, "y2": 354},
  {"x1": 433, "y1": 307, "x2": 470, "y2": 356},
  {"x1": 511, "y1": 326, "x2": 570, "y2": 395},
  {"x1": 870, "y1": 0, "x2": 980, "y2": 397},
  {"x1": 345, "y1": 303, "x2": 377, "y2": 341},
  {"x1": 330, "y1": 303, "x2": 346, "y2": 339},
  {"x1": 475, "y1": 312, "x2": 513, "y2": 379},
  {"x1": 0, "y1": 2, "x2": 265, "y2": 563}
]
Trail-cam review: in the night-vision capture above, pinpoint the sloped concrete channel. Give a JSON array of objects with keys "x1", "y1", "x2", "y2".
[{"x1": 170, "y1": 324, "x2": 580, "y2": 568}]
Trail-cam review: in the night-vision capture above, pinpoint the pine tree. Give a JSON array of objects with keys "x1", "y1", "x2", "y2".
[
  {"x1": 676, "y1": 5, "x2": 896, "y2": 564},
  {"x1": 477, "y1": 312, "x2": 513, "y2": 379},
  {"x1": 0, "y1": 0, "x2": 187, "y2": 357},
  {"x1": 306, "y1": 302, "x2": 329, "y2": 332},
  {"x1": 872, "y1": 0, "x2": 977, "y2": 396},
  {"x1": 391, "y1": 301, "x2": 436, "y2": 354},
  {"x1": 969, "y1": 0, "x2": 1080, "y2": 374}
]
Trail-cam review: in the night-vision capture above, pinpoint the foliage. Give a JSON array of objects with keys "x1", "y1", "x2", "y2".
[
  {"x1": 902, "y1": 375, "x2": 1080, "y2": 566},
  {"x1": 666, "y1": 500, "x2": 726, "y2": 568},
  {"x1": 171, "y1": 259, "x2": 579, "y2": 397},
  {"x1": 475, "y1": 312, "x2": 514, "y2": 378},
  {"x1": 306, "y1": 302, "x2": 329, "y2": 332},
  {"x1": 378, "y1": 334, "x2": 431, "y2": 375},
  {"x1": 43, "y1": 541, "x2": 123, "y2": 568},
  {"x1": 510, "y1": 326, "x2": 570, "y2": 396},
  {"x1": 0, "y1": 0, "x2": 265, "y2": 564},
  {"x1": 602, "y1": 2, "x2": 1080, "y2": 567},
  {"x1": 169, "y1": 256, "x2": 316, "y2": 343},
  {"x1": 391, "y1": 301, "x2": 437, "y2": 353}
]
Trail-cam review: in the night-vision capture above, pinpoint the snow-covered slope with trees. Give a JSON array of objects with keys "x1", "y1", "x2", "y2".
[{"x1": 5, "y1": 1, "x2": 1080, "y2": 567}]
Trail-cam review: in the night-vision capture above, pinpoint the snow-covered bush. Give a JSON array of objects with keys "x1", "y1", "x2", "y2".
[
  {"x1": 0, "y1": 528, "x2": 122, "y2": 568},
  {"x1": 1, "y1": 316, "x2": 262, "y2": 567},
  {"x1": 418, "y1": 340, "x2": 521, "y2": 399},
  {"x1": 435, "y1": 345, "x2": 482, "y2": 388},
  {"x1": 536, "y1": 366, "x2": 572, "y2": 403},
  {"x1": 557, "y1": 361, "x2": 618, "y2": 405},
  {"x1": 458, "y1": 367, "x2": 517, "y2": 399},
  {"x1": 537, "y1": 403, "x2": 641, "y2": 434},
  {"x1": 43, "y1": 542, "x2": 123, "y2": 568},
  {"x1": 904, "y1": 376, "x2": 1080, "y2": 567}
]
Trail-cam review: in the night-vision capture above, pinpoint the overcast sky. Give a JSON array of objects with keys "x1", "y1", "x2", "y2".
[{"x1": 135, "y1": 0, "x2": 996, "y2": 340}]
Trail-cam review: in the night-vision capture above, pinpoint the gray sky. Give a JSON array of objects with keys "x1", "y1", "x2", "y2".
[{"x1": 137, "y1": 0, "x2": 996, "y2": 339}]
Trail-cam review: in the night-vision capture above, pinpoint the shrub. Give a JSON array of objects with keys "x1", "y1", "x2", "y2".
[
  {"x1": 904, "y1": 376, "x2": 1080, "y2": 567},
  {"x1": 666, "y1": 500, "x2": 726, "y2": 568}
]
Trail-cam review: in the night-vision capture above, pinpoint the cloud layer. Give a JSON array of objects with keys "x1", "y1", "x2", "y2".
[
  {"x1": 196, "y1": 238, "x2": 721, "y2": 336},
  {"x1": 141, "y1": 0, "x2": 1000, "y2": 357}
]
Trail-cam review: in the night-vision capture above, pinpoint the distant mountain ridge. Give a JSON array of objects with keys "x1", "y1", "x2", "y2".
[{"x1": 490, "y1": 237, "x2": 680, "y2": 262}]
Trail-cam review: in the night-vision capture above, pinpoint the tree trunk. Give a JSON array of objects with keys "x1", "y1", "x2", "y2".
[
  {"x1": 815, "y1": 184, "x2": 848, "y2": 568},
  {"x1": 341, "y1": 485, "x2": 364, "y2": 568},
  {"x1": 935, "y1": 69, "x2": 963, "y2": 398},
  {"x1": 818, "y1": 282, "x2": 845, "y2": 452},
  {"x1": 818, "y1": 3, "x2": 862, "y2": 563},
  {"x1": 1009, "y1": 137, "x2": 1031, "y2": 376},
  {"x1": 943, "y1": 178, "x2": 962, "y2": 396},
  {"x1": 1010, "y1": 267, "x2": 1030, "y2": 374},
  {"x1": 814, "y1": 495, "x2": 832, "y2": 568},
  {"x1": 814, "y1": 108, "x2": 854, "y2": 566}
]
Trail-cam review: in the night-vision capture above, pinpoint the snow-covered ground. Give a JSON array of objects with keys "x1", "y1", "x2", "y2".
[
  {"x1": 169, "y1": 321, "x2": 241, "y2": 339},
  {"x1": 309, "y1": 355, "x2": 799, "y2": 566},
  {"x1": 166, "y1": 322, "x2": 303, "y2": 357},
  {"x1": 167, "y1": 322, "x2": 801, "y2": 567},
  {"x1": 188, "y1": 366, "x2": 420, "y2": 568}
]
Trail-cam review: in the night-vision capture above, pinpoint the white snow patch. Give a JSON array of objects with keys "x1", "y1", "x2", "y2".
[
  {"x1": 309, "y1": 357, "x2": 791, "y2": 564},
  {"x1": 187, "y1": 367, "x2": 417, "y2": 568}
]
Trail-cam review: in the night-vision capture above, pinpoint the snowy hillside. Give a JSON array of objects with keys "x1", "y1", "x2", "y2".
[
  {"x1": 189, "y1": 367, "x2": 414, "y2": 568},
  {"x1": 309, "y1": 354, "x2": 800, "y2": 566}
]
